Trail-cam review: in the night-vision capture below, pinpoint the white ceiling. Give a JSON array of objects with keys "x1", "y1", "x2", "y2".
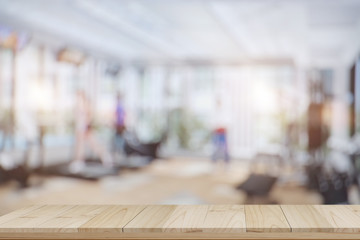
[{"x1": 0, "y1": 0, "x2": 360, "y2": 66}]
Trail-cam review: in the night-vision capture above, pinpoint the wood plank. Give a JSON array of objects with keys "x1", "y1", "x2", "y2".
[
  {"x1": 0, "y1": 205, "x2": 75, "y2": 232},
  {"x1": 124, "y1": 205, "x2": 246, "y2": 233},
  {"x1": 34, "y1": 205, "x2": 108, "y2": 232},
  {"x1": 347, "y1": 205, "x2": 360, "y2": 217},
  {"x1": 79, "y1": 205, "x2": 146, "y2": 232},
  {"x1": 1, "y1": 205, "x2": 360, "y2": 239},
  {"x1": 2, "y1": 232, "x2": 360, "y2": 239},
  {"x1": 123, "y1": 205, "x2": 177, "y2": 233},
  {"x1": 3, "y1": 231, "x2": 360, "y2": 239},
  {"x1": 201, "y1": 205, "x2": 245, "y2": 233},
  {"x1": 281, "y1": 205, "x2": 333, "y2": 232},
  {"x1": 312, "y1": 205, "x2": 360, "y2": 233},
  {"x1": 245, "y1": 205, "x2": 290, "y2": 232},
  {"x1": 161, "y1": 205, "x2": 209, "y2": 233},
  {"x1": 162, "y1": 205, "x2": 245, "y2": 233},
  {"x1": 282, "y1": 205, "x2": 360, "y2": 233},
  {"x1": 0, "y1": 205, "x2": 43, "y2": 225}
]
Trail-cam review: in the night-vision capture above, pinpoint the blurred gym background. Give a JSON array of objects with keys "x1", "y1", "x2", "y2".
[{"x1": 1, "y1": 0, "x2": 360, "y2": 214}]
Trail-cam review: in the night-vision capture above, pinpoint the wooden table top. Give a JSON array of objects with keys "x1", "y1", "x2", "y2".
[{"x1": 0, "y1": 205, "x2": 360, "y2": 239}]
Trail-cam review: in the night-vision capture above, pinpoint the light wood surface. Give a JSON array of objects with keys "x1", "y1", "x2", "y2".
[
  {"x1": 0, "y1": 205, "x2": 360, "y2": 239},
  {"x1": 80, "y1": 205, "x2": 145, "y2": 233},
  {"x1": 281, "y1": 205, "x2": 333, "y2": 232},
  {"x1": 281, "y1": 205, "x2": 360, "y2": 233},
  {"x1": 245, "y1": 205, "x2": 290, "y2": 232},
  {"x1": 124, "y1": 205, "x2": 246, "y2": 233}
]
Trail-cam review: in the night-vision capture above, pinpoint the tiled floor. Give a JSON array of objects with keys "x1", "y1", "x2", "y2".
[{"x1": 0, "y1": 157, "x2": 323, "y2": 215}]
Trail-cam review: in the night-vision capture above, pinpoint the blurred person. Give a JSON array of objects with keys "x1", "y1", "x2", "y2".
[
  {"x1": 0, "y1": 110, "x2": 15, "y2": 152},
  {"x1": 69, "y1": 90, "x2": 113, "y2": 173},
  {"x1": 307, "y1": 101, "x2": 329, "y2": 163},
  {"x1": 284, "y1": 121, "x2": 299, "y2": 164},
  {"x1": 113, "y1": 92, "x2": 126, "y2": 158},
  {"x1": 211, "y1": 98, "x2": 230, "y2": 170}
]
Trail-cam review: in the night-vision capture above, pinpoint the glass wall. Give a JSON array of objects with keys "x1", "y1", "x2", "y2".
[{"x1": 0, "y1": 40, "x2": 302, "y2": 161}]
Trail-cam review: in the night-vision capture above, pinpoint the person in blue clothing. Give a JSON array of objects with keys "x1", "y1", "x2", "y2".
[
  {"x1": 212, "y1": 127, "x2": 230, "y2": 164},
  {"x1": 211, "y1": 98, "x2": 230, "y2": 170}
]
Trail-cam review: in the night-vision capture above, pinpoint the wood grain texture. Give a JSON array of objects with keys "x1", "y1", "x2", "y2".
[
  {"x1": 201, "y1": 205, "x2": 245, "y2": 233},
  {"x1": 281, "y1": 205, "x2": 333, "y2": 232},
  {"x1": 0, "y1": 205, "x2": 75, "y2": 232},
  {"x1": 2, "y1": 232, "x2": 360, "y2": 239},
  {"x1": 281, "y1": 205, "x2": 360, "y2": 233},
  {"x1": 124, "y1": 205, "x2": 246, "y2": 233},
  {"x1": 0, "y1": 205, "x2": 43, "y2": 225},
  {"x1": 35, "y1": 205, "x2": 108, "y2": 232},
  {"x1": 347, "y1": 205, "x2": 360, "y2": 217},
  {"x1": 312, "y1": 205, "x2": 360, "y2": 233},
  {"x1": 245, "y1": 205, "x2": 290, "y2": 232},
  {"x1": 79, "y1": 205, "x2": 146, "y2": 232},
  {"x1": 0, "y1": 205, "x2": 360, "y2": 239},
  {"x1": 123, "y1": 205, "x2": 177, "y2": 233}
]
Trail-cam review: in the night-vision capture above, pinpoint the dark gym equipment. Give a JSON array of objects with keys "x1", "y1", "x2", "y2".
[
  {"x1": 319, "y1": 172, "x2": 350, "y2": 204},
  {"x1": 0, "y1": 165, "x2": 29, "y2": 188},
  {"x1": 236, "y1": 174, "x2": 277, "y2": 197},
  {"x1": 305, "y1": 163, "x2": 323, "y2": 190},
  {"x1": 305, "y1": 163, "x2": 352, "y2": 204},
  {"x1": 124, "y1": 141, "x2": 161, "y2": 159},
  {"x1": 123, "y1": 132, "x2": 166, "y2": 160}
]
